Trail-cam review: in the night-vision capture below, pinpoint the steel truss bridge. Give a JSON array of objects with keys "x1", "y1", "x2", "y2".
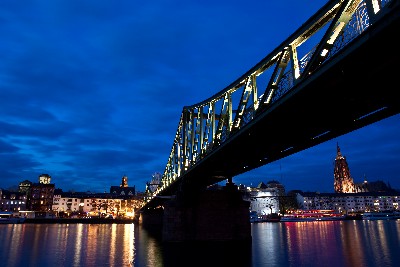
[{"x1": 143, "y1": 0, "x2": 400, "y2": 208}]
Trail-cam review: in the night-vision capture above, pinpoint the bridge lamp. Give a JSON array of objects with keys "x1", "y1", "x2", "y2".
[
  {"x1": 372, "y1": 0, "x2": 380, "y2": 14},
  {"x1": 321, "y1": 49, "x2": 329, "y2": 57},
  {"x1": 327, "y1": 22, "x2": 345, "y2": 46}
]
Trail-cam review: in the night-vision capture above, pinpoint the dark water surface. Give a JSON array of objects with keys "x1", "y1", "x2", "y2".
[{"x1": 1, "y1": 220, "x2": 399, "y2": 267}]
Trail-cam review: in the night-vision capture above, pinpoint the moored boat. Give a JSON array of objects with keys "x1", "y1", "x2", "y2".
[
  {"x1": 250, "y1": 211, "x2": 260, "y2": 223},
  {"x1": 280, "y1": 209, "x2": 346, "y2": 222},
  {"x1": 250, "y1": 211, "x2": 281, "y2": 223},
  {"x1": 362, "y1": 211, "x2": 400, "y2": 220},
  {"x1": 0, "y1": 212, "x2": 26, "y2": 224},
  {"x1": 280, "y1": 214, "x2": 316, "y2": 222},
  {"x1": 264, "y1": 213, "x2": 281, "y2": 222}
]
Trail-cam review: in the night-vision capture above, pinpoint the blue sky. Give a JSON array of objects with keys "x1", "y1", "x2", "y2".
[{"x1": 1, "y1": 0, "x2": 399, "y2": 194}]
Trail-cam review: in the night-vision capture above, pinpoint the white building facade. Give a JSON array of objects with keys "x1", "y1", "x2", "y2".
[
  {"x1": 297, "y1": 192, "x2": 400, "y2": 213},
  {"x1": 52, "y1": 193, "x2": 124, "y2": 217},
  {"x1": 248, "y1": 187, "x2": 280, "y2": 215}
]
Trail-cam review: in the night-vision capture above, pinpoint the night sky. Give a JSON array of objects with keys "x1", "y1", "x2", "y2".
[{"x1": 1, "y1": 1, "x2": 399, "y2": 194}]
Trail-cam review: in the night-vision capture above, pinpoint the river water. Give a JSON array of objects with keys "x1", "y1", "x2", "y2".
[{"x1": 0, "y1": 220, "x2": 399, "y2": 267}]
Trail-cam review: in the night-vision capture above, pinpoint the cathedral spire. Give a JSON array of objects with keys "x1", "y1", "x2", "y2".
[
  {"x1": 336, "y1": 142, "x2": 343, "y2": 159},
  {"x1": 333, "y1": 143, "x2": 355, "y2": 193}
]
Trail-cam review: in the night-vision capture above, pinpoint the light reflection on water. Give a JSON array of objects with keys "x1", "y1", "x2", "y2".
[
  {"x1": 0, "y1": 224, "x2": 136, "y2": 267},
  {"x1": 251, "y1": 220, "x2": 400, "y2": 267},
  {"x1": 0, "y1": 220, "x2": 399, "y2": 266}
]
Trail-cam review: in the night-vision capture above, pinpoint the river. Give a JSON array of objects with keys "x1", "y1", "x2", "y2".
[{"x1": 0, "y1": 220, "x2": 399, "y2": 266}]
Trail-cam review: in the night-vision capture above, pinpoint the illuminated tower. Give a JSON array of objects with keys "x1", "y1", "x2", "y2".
[
  {"x1": 39, "y1": 174, "x2": 51, "y2": 184},
  {"x1": 120, "y1": 175, "x2": 128, "y2": 188},
  {"x1": 333, "y1": 143, "x2": 355, "y2": 193}
]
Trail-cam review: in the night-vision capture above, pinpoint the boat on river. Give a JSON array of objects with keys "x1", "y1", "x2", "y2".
[
  {"x1": 250, "y1": 211, "x2": 281, "y2": 223},
  {"x1": 280, "y1": 209, "x2": 346, "y2": 222},
  {"x1": 0, "y1": 212, "x2": 26, "y2": 224},
  {"x1": 362, "y1": 211, "x2": 400, "y2": 220},
  {"x1": 263, "y1": 213, "x2": 281, "y2": 222},
  {"x1": 250, "y1": 211, "x2": 259, "y2": 223}
]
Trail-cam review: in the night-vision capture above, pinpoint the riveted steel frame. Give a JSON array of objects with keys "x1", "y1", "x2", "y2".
[{"x1": 147, "y1": 0, "x2": 394, "y2": 201}]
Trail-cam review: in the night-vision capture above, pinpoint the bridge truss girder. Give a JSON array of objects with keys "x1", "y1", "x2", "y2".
[{"x1": 145, "y1": 0, "x2": 399, "y2": 205}]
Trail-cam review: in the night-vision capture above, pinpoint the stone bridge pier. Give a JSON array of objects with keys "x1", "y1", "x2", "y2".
[{"x1": 140, "y1": 180, "x2": 251, "y2": 243}]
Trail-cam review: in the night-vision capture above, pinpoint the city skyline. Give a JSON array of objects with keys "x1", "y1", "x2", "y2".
[
  {"x1": 2, "y1": 129, "x2": 399, "y2": 194},
  {"x1": 1, "y1": 1, "x2": 399, "y2": 193}
]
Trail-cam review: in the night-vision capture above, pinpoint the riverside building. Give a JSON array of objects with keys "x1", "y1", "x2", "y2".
[
  {"x1": 246, "y1": 181, "x2": 283, "y2": 216},
  {"x1": 297, "y1": 144, "x2": 399, "y2": 213},
  {"x1": 296, "y1": 191, "x2": 399, "y2": 213}
]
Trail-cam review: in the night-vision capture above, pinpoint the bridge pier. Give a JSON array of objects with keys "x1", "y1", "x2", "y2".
[{"x1": 141, "y1": 181, "x2": 251, "y2": 243}]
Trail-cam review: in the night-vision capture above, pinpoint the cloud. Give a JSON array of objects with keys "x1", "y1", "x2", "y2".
[{"x1": 1, "y1": 0, "x2": 398, "y2": 194}]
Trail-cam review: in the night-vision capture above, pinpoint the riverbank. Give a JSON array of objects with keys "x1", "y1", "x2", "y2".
[{"x1": 24, "y1": 217, "x2": 137, "y2": 224}]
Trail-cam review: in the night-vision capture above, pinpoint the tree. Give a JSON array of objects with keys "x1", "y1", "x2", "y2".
[{"x1": 278, "y1": 195, "x2": 299, "y2": 215}]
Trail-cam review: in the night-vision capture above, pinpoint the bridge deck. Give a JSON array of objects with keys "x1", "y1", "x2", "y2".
[{"x1": 143, "y1": 0, "x2": 400, "y2": 207}]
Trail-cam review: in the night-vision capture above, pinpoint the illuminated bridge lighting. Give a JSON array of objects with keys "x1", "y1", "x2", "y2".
[
  {"x1": 312, "y1": 131, "x2": 331, "y2": 140},
  {"x1": 141, "y1": 0, "x2": 399, "y2": 210},
  {"x1": 354, "y1": 107, "x2": 387, "y2": 121},
  {"x1": 281, "y1": 147, "x2": 293, "y2": 153}
]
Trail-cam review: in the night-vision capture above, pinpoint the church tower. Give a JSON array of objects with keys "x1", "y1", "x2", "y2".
[
  {"x1": 333, "y1": 143, "x2": 355, "y2": 193},
  {"x1": 120, "y1": 175, "x2": 128, "y2": 188}
]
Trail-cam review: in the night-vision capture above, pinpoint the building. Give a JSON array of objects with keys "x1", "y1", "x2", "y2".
[
  {"x1": 354, "y1": 178, "x2": 395, "y2": 193},
  {"x1": 333, "y1": 143, "x2": 356, "y2": 193},
  {"x1": 333, "y1": 143, "x2": 397, "y2": 194},
  {"x1": 18, "y1": 180, "x2": 32, "y2": 194},
  {"x1": 296, "y1": 191, "x2": 400, "y2": 213},
  {"x1": 39, "y1": 174, "x2": 51, "y2": 184},
  {"x1": 28, "y1": 183, "x2": 55, "y2": 212},
  {"x1": 296, "y1": 143, "x2": 400, "y2": 213},
  {"x1": 51, "y1": 191, "x2": 140, "y2": 218},
  {"x1": 246, "y1": 181, "x2": 282, "y2": 216},
  {"x1": 0, "y1": 189, "x2": 27, "y2": 212},
  {"x1": 27, "y1": 173, "x2": 55, "y2": 212},
  {"x1": 52, "y1": 191, "x2": 122, "y2": 217},
  {"x1": 109, "y1": 175, "x2": 136, "y2": 197},
  {"x1": 266, "y1": 180, "x2": 286, "y2": 195}
]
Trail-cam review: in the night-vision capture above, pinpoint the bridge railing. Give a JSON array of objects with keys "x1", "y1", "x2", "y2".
[{"x1": 147, "y1": 0, "x2": 395, "y2": 201}]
